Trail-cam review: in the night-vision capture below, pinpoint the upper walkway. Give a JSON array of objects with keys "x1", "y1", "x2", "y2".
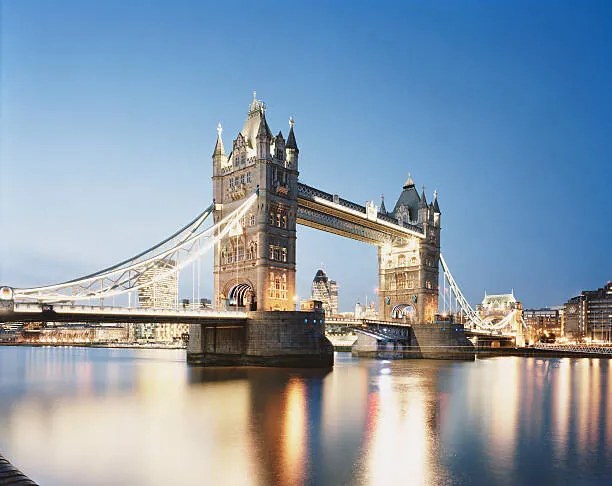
[
  {"x1": 0, "y1": 303, "x2": 247, "y2": 325},
  {"x1": 297, "y1": 182, "x2": 424, "y2": 245}
]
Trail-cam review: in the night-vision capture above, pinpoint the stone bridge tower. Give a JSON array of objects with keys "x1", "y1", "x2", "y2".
[
  {"x1": 377, "y1": 176, "x2": 441, "y2": 324},
  {"x1": 212, "y1": 93, "x2": 299, "y2": 311}
]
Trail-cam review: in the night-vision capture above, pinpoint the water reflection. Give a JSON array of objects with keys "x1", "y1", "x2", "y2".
[{"x1": 0, "y1": 348, "x2": 612, "y2": 485}]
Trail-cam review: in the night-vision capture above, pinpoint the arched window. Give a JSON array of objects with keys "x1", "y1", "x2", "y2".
[
  {"x1": 236, "y1": 239, "x2": 244, "y2": 261},
  {"x1": 398, "y1": 254, "x2": 406, "y2": 267}
]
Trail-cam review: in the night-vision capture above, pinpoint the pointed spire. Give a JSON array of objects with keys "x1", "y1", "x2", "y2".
[
  {"x1": 403, "y1": 173, "x2": 415, "y2": 189},
  {"x1": 248, "y1": 90, "x2": 266, "y2": 116},
  {"x1": 213, "y1": 122, "x2": 225, "y2": 157},
  {"x1": 379, "y1": 194, "x2": 387, "y2": 214},
  {"x1": 286, "y1": 116, "x2": 298, "y2": 150},
  {"x1": 432, "y1": 189, "x2": 441, "y2": 213},
  {"x1": 419, "y1": 185, "x2": 428, "y2": 208},
  {"x1": 256, "y1": 114, "x2": 272, "y2": 140}
]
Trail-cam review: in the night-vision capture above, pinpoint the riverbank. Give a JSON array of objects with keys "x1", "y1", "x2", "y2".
[
  {"x1": 0, "y1": 342, "x2": 185, "y2": 350},
  {"x1": 0, "y1": 453, "x2": 37, "y2": 485},
  {"x1": 477, "y1": 347, "x2": 612, "y2": 359}
]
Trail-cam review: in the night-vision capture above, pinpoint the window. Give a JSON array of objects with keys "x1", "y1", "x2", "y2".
[
  {"x1": 236, "y1": 240, "x2": 244, "y2": 261},
  {"x1": 229, "y1": 179, "x2": 234, "y2": 190},
  {"x1": 250, "y1": 214, "x2": 255, "y2": 226},
  {"x1": 240, "y1": 174, "x2": 245, "y2": 185},
  {"x1": 268, "y1": 272, "x2": 288, "y2": 300},
  {"x1": 398, "y1": 254, "x2": 406, "y2": 267},
  {"x1": 269, "y1": 243, "x2": 287, "y2": 262},
  {"x1": 246, "y1": 172, "x2": 252, "y2": 183},
  {"x1": 282, "y1": 215, "x2": 287, "y2": 228}
]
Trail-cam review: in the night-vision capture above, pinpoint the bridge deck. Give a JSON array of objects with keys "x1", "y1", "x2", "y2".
[{"x1": 1, "y1": 304, "x2": 247, "y2": 326}]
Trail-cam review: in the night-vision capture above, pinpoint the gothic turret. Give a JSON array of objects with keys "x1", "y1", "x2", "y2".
[
  {"x1": 432, "y1": 191, "x2": 441, "y2": 214},
  {"x1": 286, "y1": 117, "x2": 299, "y2": 168},
  {"x1": 212, "y1": 122, "x2": 227, "y2": 175},
  {"x1": 379, "y1": 194, "x2": 387, "y2": 215},
  {"x1": 432, "y1": 190, "x2": 441, "y2": 227},
  {"x1": 256, "y1": 113, "x2": 272, "y2": 159},
  {"x1": 418, "y1": 186, "x2": 428, "y2": 223},
  {"x1": 274, "y1": 131, "x2": 285, "y2": 162}
]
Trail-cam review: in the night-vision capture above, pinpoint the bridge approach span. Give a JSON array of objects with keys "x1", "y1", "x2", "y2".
[{"x1": 0, "y1": 303, "x2": 247, "y2": 326}]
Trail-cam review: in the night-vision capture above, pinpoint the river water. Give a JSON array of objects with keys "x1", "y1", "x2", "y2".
[{"x1": 0, "y1": 347, "x2": 611, "y2": 485}]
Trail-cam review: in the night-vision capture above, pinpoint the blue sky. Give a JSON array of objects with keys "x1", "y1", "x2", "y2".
[{"x1": 1, "y1": 0, "x2": 610, "y2": 310}]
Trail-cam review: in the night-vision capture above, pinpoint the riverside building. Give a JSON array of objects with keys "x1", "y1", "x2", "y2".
[
  {"x1": 136, "y1": 260, "x2": 187, "y2": 342},
  {"x1": 564, "y1": 281, "x2": 612, "y2": 342},
  {"x1": 523, "y1": 307, "x2": 562, "y2": 342},
  {"x1": 311, "y1": 269, "x2": 339, "y2": 316}
]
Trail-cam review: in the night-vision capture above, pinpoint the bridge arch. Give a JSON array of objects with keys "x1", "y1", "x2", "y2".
[
  {"x1": 391, "y1": 303, "x2": 417, "y2": 324},
  {"x1": 225, "y1": 281, "x2": 256, "y2": 310}
]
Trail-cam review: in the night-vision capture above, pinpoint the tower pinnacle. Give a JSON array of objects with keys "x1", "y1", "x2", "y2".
[
  {"x1": 213, "y1": 121, "x2": 225, "y2": 157},
  {"x1": 286, "y1": 116, "x2": 298, "y2": 151},
  {"x1": 403, "y1": 173, "x2": 415, "y2": 188}
]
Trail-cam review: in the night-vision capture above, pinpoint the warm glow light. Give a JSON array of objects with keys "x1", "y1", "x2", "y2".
[{"x1": 282, "y1": 379, "x2": 306, "y2": 484}]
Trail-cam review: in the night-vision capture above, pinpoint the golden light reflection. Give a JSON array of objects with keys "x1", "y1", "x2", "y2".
[
  {"x1": 5, "y1": 358, "x2": 258, "y2": 486},
  {"x1": 363, "y1": 372, "x2": 430, "y2": 486},
  {"x1": 552, "y1": 359, "x2": 570, "y2": 463},
  {"x1": 281, "y1": 378, "x2": 307, "y2": 485},
  {"x1": 487, "y1": 358, "x2": 519, "y2": 476}
]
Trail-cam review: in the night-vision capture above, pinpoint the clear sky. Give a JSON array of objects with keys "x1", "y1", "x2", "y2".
[{"x1": 1, "y1": 0, "x2": 610, "y2": 310}]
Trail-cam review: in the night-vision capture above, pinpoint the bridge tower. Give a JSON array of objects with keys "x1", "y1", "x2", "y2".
[
  {"x1": 212, "y1": 93, "x2": 299, "y2": 311},
  {"x1": 377, "y1": 177, "x2": 441, "y2": 323}
]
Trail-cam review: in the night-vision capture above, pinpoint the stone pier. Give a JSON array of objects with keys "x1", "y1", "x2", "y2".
[
  {"x1": 187, "y1": 310, "x2": 334, "y2": 368},
  {"x1": 352, "y1": 321, "x2": 475, "y2": 360}
]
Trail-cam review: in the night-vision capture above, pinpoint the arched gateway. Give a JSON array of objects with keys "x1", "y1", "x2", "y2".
[{"x1": 227, "y1": 282, "x2": 256, "y2": 310}]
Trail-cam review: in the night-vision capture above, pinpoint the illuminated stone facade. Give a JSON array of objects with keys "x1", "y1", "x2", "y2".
[
  {"x1": 377, "y1": 177, "x2": 441, "y2": 324},
  {"x1": 213, "y1": 94, "x2": 298, "y2": 311},
  {"x1": 310, "y1": 269, "x2": 338, "y2": 316}
]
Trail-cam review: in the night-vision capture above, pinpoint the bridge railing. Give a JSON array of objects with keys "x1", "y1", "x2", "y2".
[
  {"x1": 534, "y1": 343, "x2": 612, "y2": 355},
  {"x1": 12, "y1": 303, "x2": 247, "y2": 318}
]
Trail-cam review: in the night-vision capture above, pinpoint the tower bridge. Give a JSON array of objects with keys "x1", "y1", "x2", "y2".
[{"x1": 0, "y1": 93, "x2": 524, "y2": 365}]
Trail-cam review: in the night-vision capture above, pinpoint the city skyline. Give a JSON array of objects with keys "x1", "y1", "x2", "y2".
[{"x1": 1, "y1": 1, "x2": 610, "y2": 311}]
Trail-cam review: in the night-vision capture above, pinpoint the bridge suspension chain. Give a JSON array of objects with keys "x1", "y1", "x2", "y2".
[
  {"x1": 439, "y1": 253, "x2": 485, "y2": 328},
  {"x1": 440, "y1": 253, "x2": 522, "y2": 333},
  {"x1": 12, "y1": 194, "x2": 258, "y2": 303}
]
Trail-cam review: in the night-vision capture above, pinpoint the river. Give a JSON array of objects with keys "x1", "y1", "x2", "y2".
[{"x1": 0, "y1": 347, "x2": 611, "y2": 485}]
